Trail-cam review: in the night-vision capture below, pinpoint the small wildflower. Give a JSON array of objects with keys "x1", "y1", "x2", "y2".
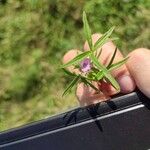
[{"x1": 80, "y1": 58, "x2": 92, "y2": 73}]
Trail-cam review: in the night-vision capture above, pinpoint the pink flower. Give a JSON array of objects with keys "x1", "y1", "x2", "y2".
[{"x1": 80, "y1": 58, "x2": 92, "y2": 73}]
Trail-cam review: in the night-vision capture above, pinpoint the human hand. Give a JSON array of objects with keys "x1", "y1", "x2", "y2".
[{"x1": 63, "y1": 33, "x2": 150, "y2": 106}]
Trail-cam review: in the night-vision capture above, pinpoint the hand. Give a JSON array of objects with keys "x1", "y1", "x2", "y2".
[{"x1": 63, "y1": 33, "x2": 150, "y2": 106}]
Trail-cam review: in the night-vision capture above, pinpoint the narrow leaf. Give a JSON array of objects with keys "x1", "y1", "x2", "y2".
[
  {"x1": 90, "y1": 54, "x2": 120, "y2": 91},
  {"x1": 81, "y1": 77, "x2": 99, "y2": 91},
  {"x1": 95, "y1": 49, "x2": 98, "y2": 57},
  {"x1": 110, "y1": 37, "x2": 119, "y2": 41},
  {"x1": 61, "y1": 51, "x2": 91, "y2": 68},
  {"x1": 86, "y1": 71, "x2": 98, "y2": 81},
  {"x1": 96, "y1": 48, "x2": 103, "y2": 58},
  {"x1": 94, "y1": 26, "x2": 115, "y2": 51},
  {"x1": 83, "y1": 11, "x2": 93, "y2": 50},
  {"x1": 96, "y1": 71, "x2": 104, "y2": 80},
  {"x1": 62, "y1": 68, "x2": 76, "y2": 76},
  {"x1": 107, "y1": 47, "x2": 117, "y2": 68},
  {"x1": 62, "y1": 75, "x2": 80, "y2": 96},
  {"x1": 108, "y1": 57, "x2": 129, "y2": 71}
]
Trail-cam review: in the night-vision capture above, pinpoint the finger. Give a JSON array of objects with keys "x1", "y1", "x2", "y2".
[
  {"x1": 63, "y1": 49, "x2": 81, "y2": 74},
  {"x1": 76, "y1": 82, "x2": 110, "y2": 106},
  {"x1": 84, "y1": 33, "x2": 135, "y2": 94},
  {"x1": 127, "y1": 48, "x2": 150, "y2": 98}
]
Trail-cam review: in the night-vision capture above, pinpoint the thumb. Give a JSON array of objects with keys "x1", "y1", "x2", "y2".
[{"x1": 127, "y1": 48, "x2": 150, "y2": 98}]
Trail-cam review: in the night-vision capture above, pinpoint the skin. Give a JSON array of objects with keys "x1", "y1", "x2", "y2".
[{"x1": 63, "y1": 33, "x2": 150, "y2": 106}]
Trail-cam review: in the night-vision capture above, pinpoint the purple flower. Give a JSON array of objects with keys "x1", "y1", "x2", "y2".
[{"x1": 80, "y1": 58, "x2": 92, "y2": 73}]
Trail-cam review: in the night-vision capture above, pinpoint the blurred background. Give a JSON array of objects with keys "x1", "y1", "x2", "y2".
[{"x1": 0, "y1": 0, "x2": 149, "y2": 131}]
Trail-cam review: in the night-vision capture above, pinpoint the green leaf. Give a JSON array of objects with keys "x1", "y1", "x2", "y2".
[
  {"x1": 96, "y1": 71, "x2": 104, "y2": 80},
  {"x1": 108, "y1": 57, "x2": 129, "y2": 71},
  {"x1": 62, "y1": 68, "x2": 76, "y2": 76},
  {"x1": 62, "y1": 75, "x2": 80, "y2": 96},
  {"x1": 110, "y1": 37, "x2": 119, "y2": 41},
  {"x1": 96, "y1": 48, "x2": 103, "y2": 58},
  {"x1": 61, "y1": 51, "x2": 91, "y2": 68},
  {"x1": 107, "y1": 47, "x2": 117, "y2": 68},
  {"x1": 86, "y1": 71, "x2": 97, "y2": 81},
  {"x1": 94, "y1": 26, "x2": 115, "y2": 51},
  {"x1": 90, "y1": 54, "x2": 120, "y2": 91},
  {"x1": 81, "y1": 77, "x2": 99, "y2": 92},
  {"x1": 83, "y1": 11, "x2": 93, "y2": 50}
]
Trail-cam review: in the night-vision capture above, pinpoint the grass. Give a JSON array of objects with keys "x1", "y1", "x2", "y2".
[{"x1": 0, "y1": 0, "x2": 149, "y2": 131}]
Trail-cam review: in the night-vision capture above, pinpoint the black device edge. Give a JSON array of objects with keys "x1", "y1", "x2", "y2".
[{"x1": 0, "y1": 90, "x2": 149, "y2": 145}]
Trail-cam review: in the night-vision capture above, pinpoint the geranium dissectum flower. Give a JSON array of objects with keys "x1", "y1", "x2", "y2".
[{"x1": 80, "y1": 58, "x2": 92, "y2": 73}]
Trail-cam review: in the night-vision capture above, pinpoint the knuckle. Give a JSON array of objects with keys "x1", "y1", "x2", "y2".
[
  {"x1": 129, "y1": 48, "x2": 149, "y2": 57},
  {"x1": 63, "y1": 49, "x2": 79, "y2": 64}
]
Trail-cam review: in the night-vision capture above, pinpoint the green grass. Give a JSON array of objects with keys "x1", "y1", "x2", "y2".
[{"x1": 0, "y1": 0, "x2": 149, "y2": 131}]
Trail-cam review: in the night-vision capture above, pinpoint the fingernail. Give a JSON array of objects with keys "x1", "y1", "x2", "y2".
[{"x1": 117, "y1": 75, "x2": 135, "y2": 93}]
